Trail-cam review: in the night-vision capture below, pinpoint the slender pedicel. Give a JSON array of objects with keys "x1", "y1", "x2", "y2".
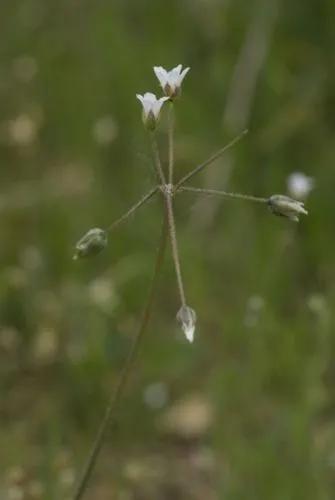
[
  {"x1": 105, "y1": 187, "x2": 158, "y2": 232},
  {"x1": 164, "y1": 186, "x2": 186, "y2": 307},
  {"x1": 177, "y1": 186, "x2": 267, "y2": 203},
  {"x1": 168, "y1": 102, "x2": 174, "y2": 184},
  {"x1": 150, "y1": 133, "x2": 167, "y2": 185},
  {"x1": 175, "y1": 129, "x2": 248, "y2": 189}
]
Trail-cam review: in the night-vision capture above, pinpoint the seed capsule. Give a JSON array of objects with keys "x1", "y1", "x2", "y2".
[
  {"x1": 73, "y1": 228, "x2": 107, "y2": 260},
  {"x1": 176, "y1": 305, "x2": 197, "y2": 343},
  {"x1": 268, "y1": 194, "x2": 308, "y2": 222}
]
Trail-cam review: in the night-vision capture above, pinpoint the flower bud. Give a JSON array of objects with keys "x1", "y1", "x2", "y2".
[
  {"x1": 176, "y1": 305, "x2": 197, "y2": 343},
  {"x1": 268, "y1": 195, "x2": 308, "y2": 222},
  {"x1": 73, "y1": 228, "x2": 107, "y2": 260}
]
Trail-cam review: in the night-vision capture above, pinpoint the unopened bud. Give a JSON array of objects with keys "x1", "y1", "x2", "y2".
[
  {"x1": 73, "y1": 228, "x2": 107, "y2": 260},
  {"x1": 176, "y1": 305, "x2": 197, "y2": 343},
  {"x1": 268, "y1": 195, "x2": 308, "y2": 222}
]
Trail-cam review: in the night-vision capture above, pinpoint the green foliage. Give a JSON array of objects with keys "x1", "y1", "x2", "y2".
[{"x1": 0, "y1": 0, "x2": 334, "y2": 498}]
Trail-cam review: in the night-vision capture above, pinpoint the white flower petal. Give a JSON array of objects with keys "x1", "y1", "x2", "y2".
[
  {"x1": 143, "y1": 92, "x2": 157, "y2": 103},
  {"x1": 152, "y1": 96, "x2": 169, "y2": 118},
  {"x1": 179, "y1": 67, "x2": 190, "y2": 83},
  {"x1": 153, "y1": 66, "x2": 168, "y2": 87},
  {"x1": 183, "y1": 323, "x2": 195, "y2": 343},
  {"x1": 171, "y1": 64, "x2": 182, "y2": 74}
]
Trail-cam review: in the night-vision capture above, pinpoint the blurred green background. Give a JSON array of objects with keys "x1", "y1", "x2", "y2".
[{"x1": 1, "y1": 0, "x2": 334, "y2": 499}]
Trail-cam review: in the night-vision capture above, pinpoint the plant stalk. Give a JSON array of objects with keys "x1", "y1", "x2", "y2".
[
  {"x1": 106, "y1": 187, "x2": 158, "y2": 232},
  {"x1": 178, "y1": 186, "x2": 267, "y2": 203},
  {"x1": 150, "y1": 134, "x2": 167, "y2": 185},
  {"x1": 168, "y1": 102, "x2": 174, "y2": 184},
  {"x1": 164, "y1": 190, "x2": 186, "y2": 307},
  {"x1": 72, "y1": 218, "x2": 168, "y2": 500},
  {"x1": 175, "y1": 129, "x2": 248, "y2": 190}
]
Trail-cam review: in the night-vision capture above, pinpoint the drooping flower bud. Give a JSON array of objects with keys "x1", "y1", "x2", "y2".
[
  {"x1": 268, "y1": 195, "x2": 308, "y2": 222},
  {"x1": 73, "y1": 228, "x2": 107, "y2": 260},
  {"x1": 176, "y1": 305, "x2": 197, "y2": 343},
  {"x1": 153, "y1": 64, "x2": 190, "y2": 99}
]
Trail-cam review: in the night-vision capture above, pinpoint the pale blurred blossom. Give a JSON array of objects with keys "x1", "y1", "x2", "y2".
[
  {"x1": 0, "y1": 327, "x2": 19, "y2": 351},
  {"x1": 59, "y1": 468, "x2": 75, "y2": 488},
  {"x1": 27, "y1": 481, "x2": 44, "y2": 499},
  {"x1": 307, "y1": 293, "x2": 326, "y2": 314},
  {"x1": 287, "y1": 172, "x2": 314, "y2": 199},
  {"x1": 12, "y1": 55, "x2": 38, "y2": 82},
  {"x1": 6, "y1": 466, "x2": 26, "y2": 486},
  {"x1": 20, "y1": 246, "x2": 43, "y2": 271},
  {"x1": 143, "y1": 382, "x2": 169, "y2": 410},
  {"x1": 88, "y1": 277, "x2": 118, "y2": 311},
  {"x1": 159, "y1": 396, "x2": 213, "y2": 438},
  {"x1": 244, "y1": 295, "x2": 265, "y2": 328},
  {"x1": 7, "y1": 486, "x2": 24, "y2": 500},
  {"x1": 8, "y1": 114, "x2": 38, "y2": 146},
  {"x1": 5, "y1": 267, "x2": 27, "y2": 289},
  {"x1": 33, "y1": 327, "x2": 58, "y2": 362},
  {"x1": 92, "y1": 115, "x2": 118, "y2": 145}
]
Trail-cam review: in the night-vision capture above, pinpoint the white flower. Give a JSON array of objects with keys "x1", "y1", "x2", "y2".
[
  {"x1": 136, "y1": 92, "x2": 169, "y2": 130},
  {"x1": 176, "y1": 305, "x2": 197, "y2": 343},
  {"x1": 153, "y1": 64, "x2": 190, "y2": 98},
  {"x1": 287, "y1": 172, "x2": 314, "y2": 200},
  {"x1": 268, "y1": 194, "x2": 308, "y2": 222}
]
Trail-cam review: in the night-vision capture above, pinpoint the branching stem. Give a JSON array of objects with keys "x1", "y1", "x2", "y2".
[
  {"x1": 178, "y1": 186, "x2": 267, "y2": 203},
  {"x1": 105, "y1": 187, "x2": 158, "y2": 232},
  {"x1": 164, "y1": 190, "x2": 186, "y2": 307},
  {"x1": 72, "y1": 218, "x2": 168, "y2": 500},
  {"x1": 175, "y1": 129, "x2": 248, "y2": 190},
  {"x1": 150, "y1": 134, "x2": 167, "y2": 185}
]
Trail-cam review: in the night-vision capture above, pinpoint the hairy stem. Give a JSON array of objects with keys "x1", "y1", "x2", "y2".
[
  {"x1": 164, "y1": 190, "x2": 186, "y2": 307},
  {"x1": 150, "y1": 133, "x2": 167, "y2": 185},
  {"x1": 175, "y1": 129, "x2": 248, "y2": 190},
  {"x1": 72, "y1": 219, "x2": 168, "y2": 500},
  {"x1": 168, "y1": 102, "x2": 174, "y2": 184},
  {"x1": 178, "y1": 186, "x2": 268, "y2": 203},
  {"x1": 106, "y1": 187, "x2": 158, "y2": 232}
]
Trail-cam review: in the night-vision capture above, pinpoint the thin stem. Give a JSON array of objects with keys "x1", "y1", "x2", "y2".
[
  {"x1": 178, "y1": 186, "x2": 268, "y2": 203},
  {"x1": 150, "y1": 133, "x2": 167, "y2": 185},
  {"x1": 168, "y1": 102, "x2": 174, "y2": 185},
  {"x1": 72, "y1": 218, "x2": 168, "y2": 500},
  {"x1": 175, "y1": 129, "x2": 248, "y2": 190},
  {"x1": 105, "y1": 187, "x2": 158, "y2": 232},
  {"x1": 164, "y1": 190, "x2": 186, "y2": 307}
]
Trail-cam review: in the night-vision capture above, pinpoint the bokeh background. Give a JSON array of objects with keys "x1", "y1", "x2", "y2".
[{"x1": 1, "y1": 0, "x2": 334, "y2": 499}]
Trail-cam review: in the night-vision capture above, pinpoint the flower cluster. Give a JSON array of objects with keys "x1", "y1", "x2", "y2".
[
  {"x1": 72, "y1": 62, "x2": 312, "y2": 500},
  {"x1": 75, "y1": 63, "x2": 310, "y2": 345},
  {"x1": 136, "y1": 64, "x2": 190, "y2": 130}
]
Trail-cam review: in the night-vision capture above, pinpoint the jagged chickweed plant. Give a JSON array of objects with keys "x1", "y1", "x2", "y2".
[{"x1": 72, "y1": 64, "x2": 308, "y2": 500}]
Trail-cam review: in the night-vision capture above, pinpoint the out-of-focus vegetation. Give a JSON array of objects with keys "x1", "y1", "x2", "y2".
[{"x1": 0, "y1": 0, "x2": 334, "y2": 498}]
